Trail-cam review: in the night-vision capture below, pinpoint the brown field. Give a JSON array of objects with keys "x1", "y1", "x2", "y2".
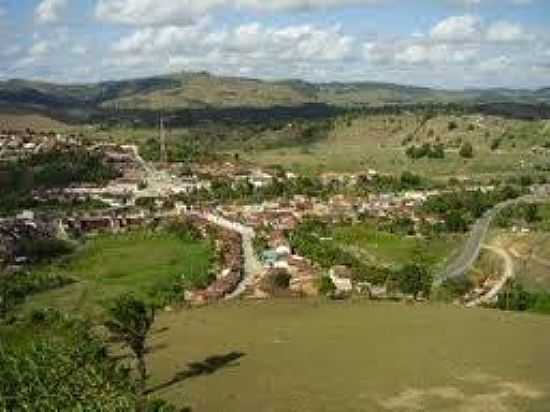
[
  {"x1": 146, "y1": 300, "x2": 550, "y2": 412},
  {"x1": 0, "y1": 113, "x2": 69, "y2": 131}
]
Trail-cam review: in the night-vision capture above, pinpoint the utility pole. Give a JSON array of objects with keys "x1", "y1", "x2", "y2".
[
  {"x1": 158, "y1": 52, "x2": 174, "y2": 165},
  {"x1": 159, "y1": 114, "x2": 167, "y2": 164}
]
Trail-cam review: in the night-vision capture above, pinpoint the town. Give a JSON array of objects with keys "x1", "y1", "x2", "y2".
[{"x1": 3, "y1": 1, "x2": 550, "y2": 410}]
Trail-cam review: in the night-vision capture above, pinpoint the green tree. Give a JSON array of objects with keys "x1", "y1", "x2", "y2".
[
  {"x1": 105, "y1": 294, "x2": 157, "y2": 412},
  {"x1": 459, "y1": 142, "x2": 474, "y2": 159},
  {"x1": 523, "y1": 204, "x2": 540, "y2": 223},
  {"x1": 445, "y1": 210, "x2": 468, "y2": 233},
  {"x1": 0, "y1": 316, "x2": 137, "y2": 411},
  {"x1": 398, "y1": 264, "x2": 433, "y2": 300}
]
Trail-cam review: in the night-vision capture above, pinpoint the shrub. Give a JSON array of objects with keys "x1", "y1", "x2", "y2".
[
  {"x1": 459, "y1": 142, "x2": 474, "y2": 158},
  {"x1": 397, "y1": 264, "x2": 433, "y2": 299},
  {"x1": 319, "y1": 276, "x2": 337, "y2": 295},
  {"x1": 15, "y1": 238, "x2": 74, "y2": 263},
  {"x1": 436, "y1": 277, "x2": 475, "y2": 301},
  {"x1": 445, "y1": 211, "x2": 468, "y2": 233},
  {"x1": 490, "y1": 138, "x2": 501, "y2": 151},
  {"x1": 0, "y1": 318, "x2": 138, "y2": 411},
  {"x1": 261, "y1": 269, "x2": 292, "y2": 295}
]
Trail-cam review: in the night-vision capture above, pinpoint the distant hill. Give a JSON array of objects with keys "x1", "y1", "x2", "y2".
[{"x1": 1, "y1": 71, "x2": 549, "y2": 123}]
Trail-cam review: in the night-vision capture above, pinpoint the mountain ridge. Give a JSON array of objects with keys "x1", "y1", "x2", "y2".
[{"x1": 1, "y1": 71, "x2": 550, "y2": 123}]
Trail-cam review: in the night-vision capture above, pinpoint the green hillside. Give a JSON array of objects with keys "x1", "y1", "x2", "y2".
[{"x1": 2, "y1": 71, "x2": 550, "y2": 117}]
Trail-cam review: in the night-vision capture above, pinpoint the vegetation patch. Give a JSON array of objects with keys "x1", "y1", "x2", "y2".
[
  {"x1": 0, "y1": 148, "x2": 118, "y2": 215},
  {"x1": 21, "y1": 229, "x2": 215, "y2": 317},
  {"x1": 331, "y1": 222, "x2": 461, "y2": 269},
  {"x1": 145, "y1": 300, "x2": 550, "y2": 411}
]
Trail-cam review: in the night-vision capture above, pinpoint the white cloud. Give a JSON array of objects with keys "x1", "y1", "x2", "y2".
[
  {"x1": 96, "y1": 0, "x2": 386, "y2": 25},
  {"x1": 71, "y1": 45, "x2": 88, "y2": 55},
  {"x1": 486, "y1": 21, "x2": 529, "y2": 42},
  {"x1": 29, "y1": 41, "x2": 50, "y2": 57},
  {"x1": 0, "y1": 44, "x2": 21, "y2": 57},
  {"x1": 35, "y1": 0, "x2": 68, "y2": 23},
  {"x1": 452, "y1": 0, "x2": 534, "y2": 5},
  {"x1": 395, "y1": 43, "x2": 478, "y2": 64},
  {"x1": 430, "y1": 15, "x2": 482, "y2": 42},
  {"x1": 105, "y1": 21, "x2": 357, "y2": 82},
  {"x1": 113, "y1": 22, "x2": 354, "y2": 63},
  {"x1": 478, "y1": 55, "x2": 512, "y2": 72}
]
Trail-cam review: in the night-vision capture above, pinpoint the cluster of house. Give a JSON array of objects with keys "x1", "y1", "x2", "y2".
[
  {"x1": 0, "y1": 208, "x2": 247, "y2": 305},
  {"x1": 0, "y1": 130, "x2": 82, "y2": 161},
  {"x1": 0, "y1": 216, "x2": 59, "y2": 267},
  {"x1": 215, "y1": 190, "x2": 440, "y2": 233},
  {"x1": 184, "y1": 216, "x2": 244, "y2": 304},
  {"x1": 193, "y1": 189, "x2": 452, "y2": 297}
]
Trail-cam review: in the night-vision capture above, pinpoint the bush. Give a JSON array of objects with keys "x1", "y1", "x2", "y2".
[
  {"x1": 15, "y1": 238, "x2": 74, "y2": 263},
  {"x1": 261, "y1": 269, "x2": 292, "y2": 295},
  {"x1": 435, "y1": 277, "x2": 475, "y2": 301},
  {"x1": 0, "y1": 271, "x2": 74, "y2": 318},
  {"x1": 400, "y1": 171, "x2": 422, "y2": 187},
  {"x1": 405, "y1": 143, "x2": 445, "y2": 160},
  {"x1": 397, "y1": 264, "x2": 432, "y2": 299},
  {"x1": 319, "y1": 276, "x2": 337, "y2": 295},
  {"x1": 459, "y1": 142, "x2": 474, "y2": 158},
  {"x1": 445, "y1": 211, "x2": 468, "y2": 233},
  {"x1": 0, "y1": 319, "x2": 138, "y2": 411}
]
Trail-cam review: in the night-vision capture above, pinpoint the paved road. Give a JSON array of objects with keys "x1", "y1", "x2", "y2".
[
  {"x1": 198, "y1": 213, "x2": 264, "y2": 300},
  {"x1": 437, "y1": 193, "x2": 546, "y2": 284}
]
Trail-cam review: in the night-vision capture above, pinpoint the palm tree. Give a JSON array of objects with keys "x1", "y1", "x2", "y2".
[{"x1": 105, "y1": 294, "x2": 156, "y2": 412}]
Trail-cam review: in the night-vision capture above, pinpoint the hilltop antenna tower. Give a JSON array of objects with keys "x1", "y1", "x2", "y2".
[
  {"x1": 159, "y1": 52, "x2": 174, "y2": 164},
  {"x1": 159, "y1": 114, "x2": 167, "y2": 163}
]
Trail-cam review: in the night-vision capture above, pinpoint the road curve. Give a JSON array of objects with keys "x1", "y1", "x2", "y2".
[
  {"x1": 437, "y1": 193, "x2": 546, "y2": 284},
  {"x1": 197, "y1": 213, "x2": 264, "y2": 300},
  {"x1": 465, "y1": 244, "x2": 515, "y2": 308}
]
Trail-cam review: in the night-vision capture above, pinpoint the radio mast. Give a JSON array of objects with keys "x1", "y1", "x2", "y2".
[{"x1": 159, "y1": 53, "x2": 173, "y2": 164}]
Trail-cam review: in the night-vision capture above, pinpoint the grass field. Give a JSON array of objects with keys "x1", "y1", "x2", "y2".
[
  {"x1": 239, "y1": 114, "x2": 550, "y2": 179},
  {"x1": 0, "y1": 113, "x2": 71, "y2": 131},
  {"x1": 21, "y1": 230, "x2": 214, "y2": 317},
  {"x1": 147, "y1": 300, "x2": 550, "y2": 412},
  {"x1": 489, "y1": 232, "x2": 550, "y2": 292},
  {"x1": 331, "y1": 223, "x2": 463, "y2": 270}
]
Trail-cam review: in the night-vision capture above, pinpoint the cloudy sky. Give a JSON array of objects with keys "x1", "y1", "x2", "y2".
[{"x1": 0, "y1": 0, "x2": 549, "y2": 89}]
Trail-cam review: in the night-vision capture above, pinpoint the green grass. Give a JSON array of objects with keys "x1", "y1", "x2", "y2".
[
  {"x1": 331, "y1": 223, "x2": 462, "y2": 270},
  {"x1": 238, "y1": 114, "x2": 550, "y2": 179},
  {"x1": 21, "y1": 230, "x2": 215, "y2": 317},
  {"x1": 147, "y1": 300, "x2": 550, "y2": 412}
]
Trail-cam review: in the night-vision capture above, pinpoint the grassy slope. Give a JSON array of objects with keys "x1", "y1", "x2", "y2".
[
  {"x1": 0, "y1": 113, "x2": 70, "y2": 131},
  {"x1": 149, "y1": 300, "x2": 550, "y2": 412},
  {"x1": 240, "y1": 114, "x2": 550, "y2": 178},
  {"x1": 102, "y1": 74, "x2": 315, "y2": 110},
  {"x1": 21, "y1": 230, "x2": 214, "y2": 318},
  {"x1": 3, "y1": 74, "x2": 550, "y2": 115},
  {"x1": 331, "y1": 223, "x2": 462, "y2": 270}
]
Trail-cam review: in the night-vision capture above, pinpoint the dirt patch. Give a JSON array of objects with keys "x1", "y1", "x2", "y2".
[{"x1": 380, "y1": 376, "x2": 544, "y2": 412}]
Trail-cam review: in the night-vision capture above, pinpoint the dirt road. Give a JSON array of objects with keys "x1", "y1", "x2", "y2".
[{"x1": 465, "y1": 244, "x2": 515, "y2": 308}]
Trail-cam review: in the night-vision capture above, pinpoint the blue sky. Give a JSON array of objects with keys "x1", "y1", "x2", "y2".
[{"x1": 0, "y1": 0, "x2": 549, "y2": 89}]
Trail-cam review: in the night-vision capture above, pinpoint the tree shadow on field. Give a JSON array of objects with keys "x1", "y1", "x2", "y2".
[{"x1": 146, "y1": 351, "x2": 246, "y2": 395}]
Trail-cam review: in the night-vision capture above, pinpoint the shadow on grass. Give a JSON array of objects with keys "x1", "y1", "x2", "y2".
[{"x1": 146, "y1": 351, "x2": 246, "y2": 395}]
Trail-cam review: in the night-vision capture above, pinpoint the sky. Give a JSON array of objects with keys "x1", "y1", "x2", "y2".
[{"x1": 0, "y1": 0, "x2": 549, "y2": 89}]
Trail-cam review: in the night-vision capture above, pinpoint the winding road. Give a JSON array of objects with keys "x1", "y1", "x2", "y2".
[
  {"x1": 437, "y1": 192, "x2": 548, "y2": 284},
  {"x1": 465, "y1": 244, "x2": 515, "y2": 308},
  {"x1": 198, "y1": 213, "x2": 264, "y2": 300}
]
